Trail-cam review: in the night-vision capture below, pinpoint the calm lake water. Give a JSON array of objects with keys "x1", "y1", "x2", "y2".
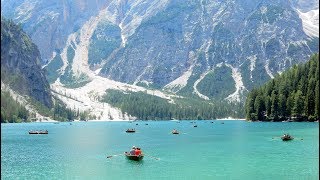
[{"x1": 1, "y1": 120, "x2": 319, "y2": 180}]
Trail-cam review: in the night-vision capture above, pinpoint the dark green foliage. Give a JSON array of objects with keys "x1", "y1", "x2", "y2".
[
  {"x1": 44, "y1": 53, "x2": 63, "y2": 83},
  {"x1": 1, "y1": 91, "x2": 29, "y2": 123},
  {"x1": 88, "y1": 22, "x2": 121, "y2": 66},
  {"x1": 197, "y1": 65, "x2": 235, "y2": 99},
  {"x1": 67, "y1": 46, "x2": 75, "y2": 63},
  {"x1": 240, "y1": 59, "x2": 271, "y2": 91},
  {"x1": 102, "y1": 89, "x2": 245, "y2": 120},
  {"x1": 245, "y1": 53, "x2": 319, "y2": 121},
  {"x1": 1, "y1": 90, "x2": 92, "y2": 123},
  {"x1": 307, "y1": 37, "x2": 319, "y2": 52}
]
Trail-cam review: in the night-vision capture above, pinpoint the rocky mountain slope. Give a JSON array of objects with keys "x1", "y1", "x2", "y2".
[
  {"x1": 1, "y1": 18, "x2": 52, "y2": 108},
  {"x1": 1, "y1": 0, "x2": 318, "y2": 119}
]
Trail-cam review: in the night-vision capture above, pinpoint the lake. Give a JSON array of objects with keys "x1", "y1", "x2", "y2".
[{"x1": 1, "y1": 120, "x2": 319, "y2": 179}]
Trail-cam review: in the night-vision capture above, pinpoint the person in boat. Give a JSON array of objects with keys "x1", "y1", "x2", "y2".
[
  {"x1": 130, "y1": 146, "x2": 136, "y2": 155},
  {"x1": 135, "y1": 147, "x2": 142, "y2": 156},
  {"x1": 283, "y1": 134, "x2": 291, "y2": 138},
  {"x1": 172, "y1": 129, "x2": 178, "y2": 133}
]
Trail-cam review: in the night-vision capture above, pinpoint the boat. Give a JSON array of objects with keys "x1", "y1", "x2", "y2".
[
  {"x1": 126, "y1": 129, "x2": 136, "y2": 133},
  {"x1": 124, "y1": 152, "x2": 144, "y2": 161},
  {"x1": 172, "y1": 129, "x2": 179, "y2": 134},
  {"x1": 281, "y1": 134, "x2": 294, "y2": 141},
  {"x1": 29, "y1": 130, "x2": 48, "y2": 134},
  {"x1": 193, "y1": 125, "x2": 197, "y2": 127}
]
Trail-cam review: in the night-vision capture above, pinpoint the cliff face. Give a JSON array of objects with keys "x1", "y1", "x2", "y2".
[
  {"x1": 1, "y1": 18, "x2": 52, "y2": 108},
  {"x1": 1, "y1": 0, "x2": 319, "y2": 102}
]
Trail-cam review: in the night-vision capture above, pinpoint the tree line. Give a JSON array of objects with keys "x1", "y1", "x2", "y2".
[
  {"x1": 1, "y1": 91, "x2": 92, "y2": 123},
  {"x1": 245, "y1": 53, "x2": 319, "y2": 121},
  {"x1": 102, "y1": 89, "x2": 244, "y2": 120},
  {"x1": 1, "y1": 91, "x2": 29, "y2": 123}
]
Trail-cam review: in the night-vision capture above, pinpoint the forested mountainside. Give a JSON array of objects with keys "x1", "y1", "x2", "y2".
[
  {"x1": 245, "y1": 53, "x2": 319, "y2": 121},
  {"x1": 102, "y1": 89, "x2": 244, "y2": 120},
  {"x1": 1, "y1": 0, "x2": 319, "y2": 102},
  {"x1": 1, "y1": 18, "x2": 52, "y2": 108}
]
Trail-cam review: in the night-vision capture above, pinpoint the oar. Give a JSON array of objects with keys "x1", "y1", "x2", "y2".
[
  {"x1": 144, "y1": 154, "x2": 160, "y2": 160},
  {"x1": 107, "y1": 153, "x2": 123, "y2": 158},
  {"x1": 272, "y1": 136, "x2": 281, "y2": 139}
]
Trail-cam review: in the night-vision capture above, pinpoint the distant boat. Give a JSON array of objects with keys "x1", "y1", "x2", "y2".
[
  {"x1": 193, "y1": 125, "x2": 197, "y2": 127},
  {"x1": 126, "y1": 129, "x2": 136, "y2": 133},
  {"x1": 124, "y1": 152, "x2": 144, "y2": 161},
  {"x1": 29, "y1": 130, "x2": 48, "y2": 134},
  {"x1": 172, "y1": 129, "x2": 179, "y2": 134},
  {"x1": 281, "y1": 134, "x2": 294, "y2": 141}
]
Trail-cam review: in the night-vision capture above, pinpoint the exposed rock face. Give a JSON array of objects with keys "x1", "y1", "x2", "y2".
[
  {"x1": 1, "y1": 18, "x2": 52, "y2": 108},
  {"x1": 2, "y1": 0, "x2": 319, "y2": 101}
]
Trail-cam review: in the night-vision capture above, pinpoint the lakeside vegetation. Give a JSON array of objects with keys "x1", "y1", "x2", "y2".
[
  {"x1": 0, "y1": 90, "x2": 93, "y2": 123},
  {"x1": 245, "y1": 54, "x2": 319, "y2": 121},
  {"x1": 1, "y1": 91, "x2": 29, "y2": 123},
  {"x1": 102, "y1": 89, "x2": 244, "y2": 120}
]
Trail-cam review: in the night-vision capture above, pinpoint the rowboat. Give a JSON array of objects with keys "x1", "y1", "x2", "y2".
[
  {"x1": 172, "y1": 130, "x2": 179, "y2": 134},
  {"x1": 126, "y1": 129, "x2": 135, "y2": 133},
  {"x1": 124, "y1": 152, "x2": 144, "y2": 161},
  {"x1": 29, "y1": 130, "x2": 48, "y2": 134},
  {"x1": 281, "y1": 134, "x2": 294, "y2": 141}
]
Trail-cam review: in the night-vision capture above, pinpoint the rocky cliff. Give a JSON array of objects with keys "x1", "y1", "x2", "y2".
[
  {"x1": 1, "y1": 18, "x2": 52, "y2": 108},
  {"x1": 1, "y1": 0, "x2": 319, "y2": 102}
]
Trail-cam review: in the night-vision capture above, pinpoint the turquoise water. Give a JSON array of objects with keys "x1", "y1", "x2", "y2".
[{"x1": 1, "y1": 120, "x2": 319, "y2": 180}]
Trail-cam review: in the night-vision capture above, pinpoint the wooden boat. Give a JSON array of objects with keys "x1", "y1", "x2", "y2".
[
  {"x1": 281, "y1": 134, "x2": 294, "y2": 141},
  {"x1": 124, "y1": 152, "x2": 144, "y2": 161},
  {"x1": 29, "y1": 130, "x2": 48, "y2": 134},
  {"x1": 172, "y1": 130, "x2": 179, "y2": 134},
  {"x1": 126, "y1": 129, "x2": 136, "y2": 133}
]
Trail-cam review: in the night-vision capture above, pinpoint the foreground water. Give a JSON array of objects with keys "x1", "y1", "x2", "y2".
[{"x1": 1, "y1": 120, "x2": 319, "y2": 179}]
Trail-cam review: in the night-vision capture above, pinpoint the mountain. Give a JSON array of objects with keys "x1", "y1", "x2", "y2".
[
  {"x1": 1, "y1": 0, "x2": 318, "y2": 120},
  {"x1": 245, "y1": 53, "x2": 319, "y2": 121},
  {"x1": 1, "y1": 17, "x2": 53, "y2": 109}
]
